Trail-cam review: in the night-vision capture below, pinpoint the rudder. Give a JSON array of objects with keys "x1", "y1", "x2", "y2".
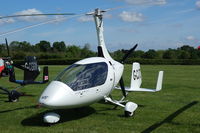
[{"x1": 130, "y1": 62, "x2": 142, "y2": 90}]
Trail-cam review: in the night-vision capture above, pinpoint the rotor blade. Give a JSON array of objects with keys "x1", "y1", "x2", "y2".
[
  {"x1": 121, "y1": 44, "x2": 138, "y2": 64},
  {"x1": 119, "y1": 78, "x2": 126, "y2": 97},
  {"x1": 5, "y1": 38, "x2": 10, "y2": 57},
  {"x1": 0, "y1": 14, "x2": 83, "y2": 37},
  {"x1": 86, "y1": 6, "x2": 128, "y2": 15},
  {"x1": 0, "y1": 13, "x2": 76, "y2": 19},
  {"x1": 103, "y1": 6, "x2": 127, "y2": 12}
]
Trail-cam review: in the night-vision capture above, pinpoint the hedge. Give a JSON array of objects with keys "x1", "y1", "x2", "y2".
[
  {"x1": 126, "y1": 58, "x2": 200, "y2": 65},
  {"x1": 13, "y1": 58, "x2": 200, "y2": 65}
]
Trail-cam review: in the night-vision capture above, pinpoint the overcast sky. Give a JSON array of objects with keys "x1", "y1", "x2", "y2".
[{"x1": 0, "y1": 0, "x2": 200, "y2": 51}]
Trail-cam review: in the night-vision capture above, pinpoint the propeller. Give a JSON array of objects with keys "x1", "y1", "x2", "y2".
[
  {"x1": 121, "y1": 44, "x2": 138, "y2": 64},
  {"x1": 119, "y1": 77, "x2": 127, "y2": 98},
  {"x1": 5, "y1": 38, "x2": 10, "y2": 57},
  {"x1": 0, "y1": 13, "x2": 75, "y2": 19},
  {"x1": 119, "y1": 44, "x2": 138, "y2": 97}
]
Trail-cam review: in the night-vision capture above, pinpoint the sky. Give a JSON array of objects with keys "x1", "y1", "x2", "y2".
[{"x1": 0, "y1": 0, "x2": 200, "y2": 51}]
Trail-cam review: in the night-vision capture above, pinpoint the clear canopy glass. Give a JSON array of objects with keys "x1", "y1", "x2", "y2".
[{"x1": 55, "y1": 62, "x2": 108, "y2": 91}]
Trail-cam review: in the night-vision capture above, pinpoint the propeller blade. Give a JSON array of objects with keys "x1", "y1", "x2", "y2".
[
  {"x1": 0, "y1": 13, "x2": 76, "y2": 19},
  {"x1": 121, "y1": 44, "x2": 138, "y2": 64},
  {"x1": 119, "y1": 77, "x2": 126, "y2": 97},
  {"x1": 5, "y1": 38, "x2": 10, "y2": 57}
]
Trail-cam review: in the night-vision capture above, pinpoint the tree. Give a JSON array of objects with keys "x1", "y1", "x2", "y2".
[
  {"x1": 65, "y1": 45, "x2": 82, "y2": 58},
  {"x1": 177, "y1": 50, "x2": 190, "y2": 59},
  {"x1": 35, "y1": 41, "x2": 51, "y2": 52},
  {"x1": 163, "y1": 49, "x2": 177, "y2": 59},
  {"x1": 10, "y1": 41, "x2": 21, "y2": 51},
  {"x1": 178, "y1": 45, "x2": 194, "y2": 52},
  {"x1": 131, "y1": 50, "x2": 145, "y2": 58},
  {"x1": 190, "y1": 50, "x2": 199, "y2": 59},
  {"x1": 18, "y1": 41, "x2": 32, "y2": 52},
  {"x1": 81, "y1": 43, "x2": 95, "y2": 58},
  {"x1": 143, "y1": 49, "x2": 158, "y2": 59},
  {"x1": 53, "y1": 41, "x2": 66, "y2": 52},
  {"x1": 0, "y1": 44, "x2": 6, "y2": 56},
  {"x1": 111, "y1": 50, "x2": 124, "y2": 61}
]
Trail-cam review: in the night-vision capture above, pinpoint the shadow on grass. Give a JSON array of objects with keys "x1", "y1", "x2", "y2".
[
  {"x1": 21, "y1": 106, "x2": 96, "y2": 127},
  {"x1": 141, "y1": 101, "x2": 199, "y2": 133},
  {"x1": 0, "y1": 105, "x2": 36, "y2": 113}
]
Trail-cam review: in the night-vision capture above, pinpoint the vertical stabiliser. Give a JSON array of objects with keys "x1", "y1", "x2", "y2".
[
  {"x1": 130, "y1": 62, "x2": 142, "y2": 90},
  {"x1": 155, "y1": 71, "x2": 164, "y2": 91},
  {"x1": 123, "y1": 62, "x2": 164, "y2": 92}
]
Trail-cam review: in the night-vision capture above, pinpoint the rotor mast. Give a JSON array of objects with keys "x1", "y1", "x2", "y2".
[{"x1": 93, "y1": 8, "x2": 114, "y2": 62}]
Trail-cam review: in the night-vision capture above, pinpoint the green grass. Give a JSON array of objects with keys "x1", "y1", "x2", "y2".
[{"x1": 0, "y1": 65, "x2": 200, "y2": 133}]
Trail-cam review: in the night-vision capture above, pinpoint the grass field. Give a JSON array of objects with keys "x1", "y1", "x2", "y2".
[{"x1": 0, "y1": 65, "x2": 200, "y2": 133}]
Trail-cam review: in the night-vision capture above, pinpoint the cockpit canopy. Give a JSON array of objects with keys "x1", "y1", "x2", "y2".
[{"x1": 55, "y1": 62, "x2": 108, "y2": 91}]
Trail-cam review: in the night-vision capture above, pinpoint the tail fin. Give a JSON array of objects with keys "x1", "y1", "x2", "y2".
[
  {"x1": 155, "y1": 71, "x2": 164, "y2": 91},
  {"x1": 43, "y1": 66, "x2": 49, "y2": 83},
  {"x1": 130, "y1": 62, "x2": 142, "y2": 90},
  {"x1": 24, "y1": 56, "x2": 40, "y2": 81},
  {"x1": 126, "y1": 62, "x2": 164, "y2": 92}
]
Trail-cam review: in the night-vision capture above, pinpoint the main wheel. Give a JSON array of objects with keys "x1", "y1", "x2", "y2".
[
  {"x1": 124, "y1": 111, "x2": 134, "y2": 117},
  {"x1": 9, "y1": 95, "x2": 19, "y2": 102},
  {"x1": 8, "y1": 90, "x2": 21, "y2": 102},
  {"x1": 124, "y1": 102, "x2": 138, "y2": 117}
]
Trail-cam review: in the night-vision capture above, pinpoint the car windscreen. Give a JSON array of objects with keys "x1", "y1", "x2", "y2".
[{"x1": 55, "y1": 62, "x2": 108, "y2": 91}]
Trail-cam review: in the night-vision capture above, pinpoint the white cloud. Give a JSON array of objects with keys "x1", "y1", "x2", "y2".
[
  {"x1": 121, "y1": 0, "x2": 167, "y2": 5},
  {"x1": 175, "y1": 9, "x2": 194, "y2": 14},
  {"x1": 0, "y1": 17, "x2": 15, "y2": 25},
  {"x1": 78, "y1": 16, "x2": 93, "y2": 22},
  {"x1": 52, "y1": 15, "x2": 67, "y2": 23},
  {"x1": 196, "y1": 1, "x2": 200, "y2": 9},
  {"x1": 119, "y1": 11, "x2": 144, "y2": 22},
  {"x1": 176, "y1": 42, "x2": 188, "y2": 47},
  {"x1": 186, "y1": 36, "x2": 195, "y2": 41},
  {"x1": 14, "y1": 8, "x2": 47, "y2": 22}
]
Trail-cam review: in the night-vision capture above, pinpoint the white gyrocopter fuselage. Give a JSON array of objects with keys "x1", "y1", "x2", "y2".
[{"x1": 39, "y1": 8, "x2": 164, "y2": 123}]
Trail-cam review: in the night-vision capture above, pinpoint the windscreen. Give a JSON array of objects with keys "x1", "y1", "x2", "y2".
[{"x1": 55, "y1": 62, "x2": 108, "y2": 91}]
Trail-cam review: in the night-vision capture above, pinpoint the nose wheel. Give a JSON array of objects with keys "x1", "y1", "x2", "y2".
[{"x1": 43, "y1": 112, "x2": 60, "y2": 124}]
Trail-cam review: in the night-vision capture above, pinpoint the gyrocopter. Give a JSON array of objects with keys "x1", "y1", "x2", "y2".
[
  {"x1": 38, "y1": 8, "x2": 164, "y2": 123},
  {"x1": 0, "y1": 39, "x2": 49, "y2": 102},
  {"x1": 0, "y1": 8, "x2": 164, "y2": 124}
]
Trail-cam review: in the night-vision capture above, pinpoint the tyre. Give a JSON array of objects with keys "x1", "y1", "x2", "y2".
[{"x1": 124, "y1": 111, "x2": 133, "y2": 117}]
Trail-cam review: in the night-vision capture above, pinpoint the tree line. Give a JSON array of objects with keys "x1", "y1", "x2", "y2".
[
  {"x1": 0, "y1": 40, "x2": 200, "y2": 61},
  {"x1": 112, "y1": 45, "x2": 200, "y2": 61},
  {"x1": 0, "y1": 40, "x2": 95, "y2": 59}
]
